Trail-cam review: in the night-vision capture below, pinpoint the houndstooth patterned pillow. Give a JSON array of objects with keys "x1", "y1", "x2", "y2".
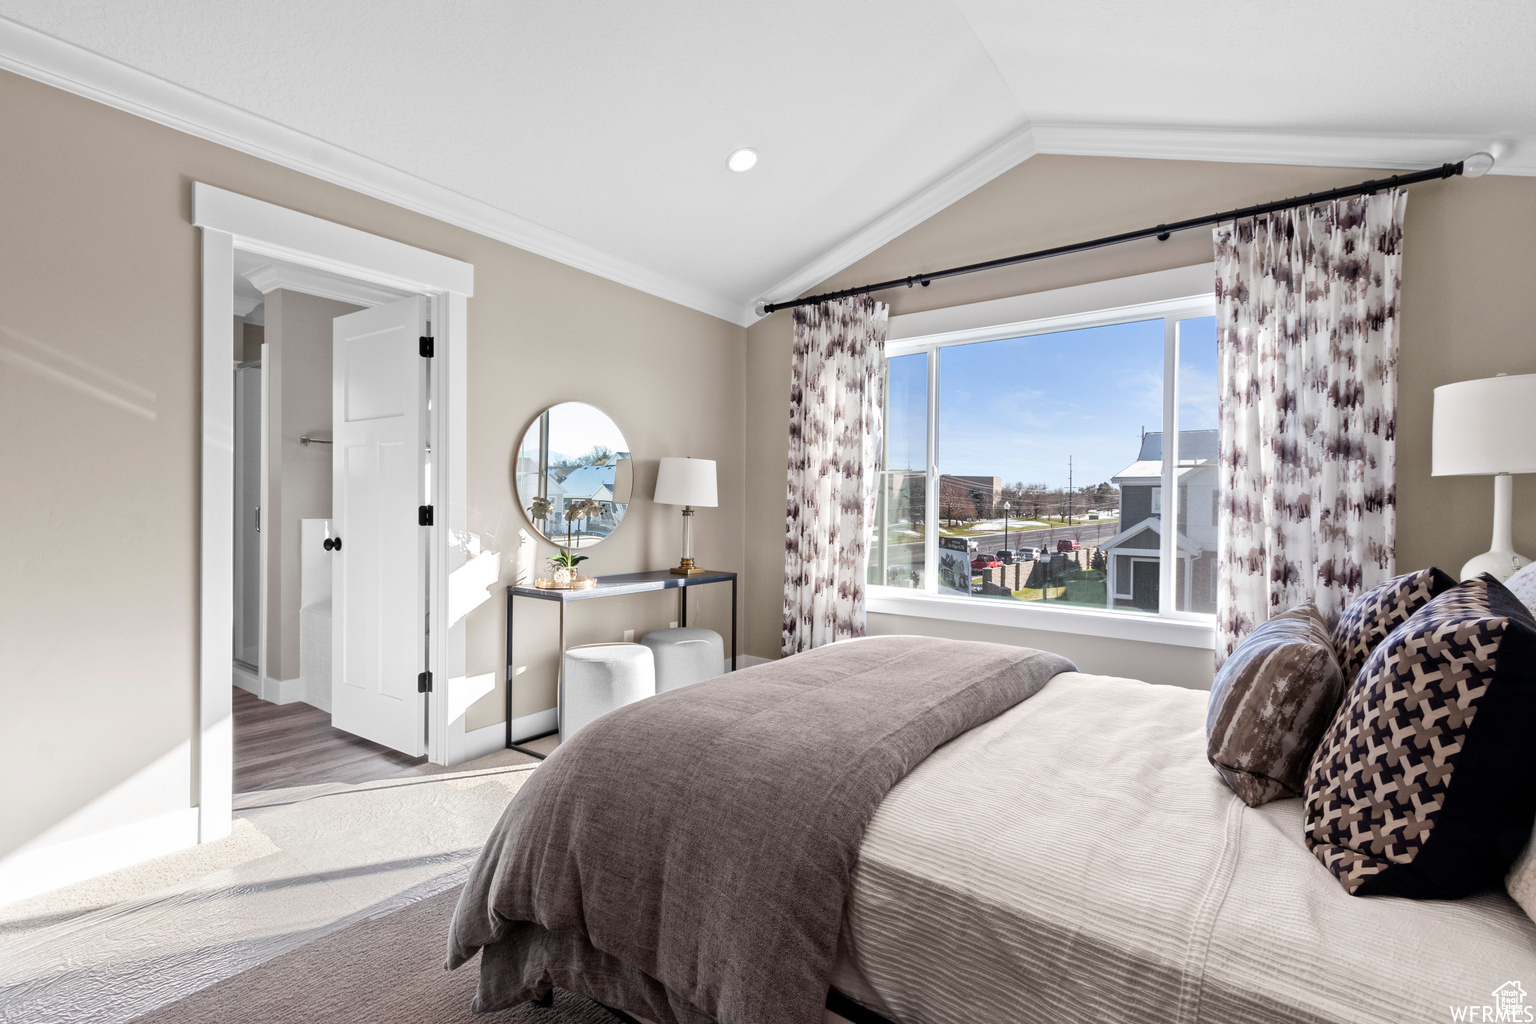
[
  {"x1": 1330, "y1": 567, "x2": 1456, "y2": 684},
  {"x1": 1304, "y1": 576, "x2": 1536, "y2": 898}
]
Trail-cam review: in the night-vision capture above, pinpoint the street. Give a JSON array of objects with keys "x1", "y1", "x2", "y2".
[{"x1": 875, "y1": 519, "x2": 1121, "y2": 574}]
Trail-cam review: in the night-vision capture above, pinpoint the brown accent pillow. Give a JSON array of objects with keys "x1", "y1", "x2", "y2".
[{"x1": 1206, "y1": 602, "x2": 1346, "y2": 807}]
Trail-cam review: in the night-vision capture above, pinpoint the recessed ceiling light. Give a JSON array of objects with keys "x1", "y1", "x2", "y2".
[{"x1": 727, "y1": 148, "x2": 758, "y2": 173}]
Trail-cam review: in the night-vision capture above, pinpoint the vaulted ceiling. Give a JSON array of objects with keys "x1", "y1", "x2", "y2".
[{"x1": 1, "y1": 2, "x2": 1531, "y2": 325}]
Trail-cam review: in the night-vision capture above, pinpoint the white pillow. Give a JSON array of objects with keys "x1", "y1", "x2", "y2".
[{"x1": 1505, "y1": 561, "x2": 1536, "y2": 618}]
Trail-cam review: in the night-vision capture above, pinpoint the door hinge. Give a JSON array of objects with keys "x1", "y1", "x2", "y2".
[
  {"x1": 417, "y1": 671, "x2": 433, "y2": 693},
  {"x1": 418, "y1": 505, "x2": 434, "y2": 526},
  {"x1": 419, "y1": 335, "x2": 434, "y2": 358}
]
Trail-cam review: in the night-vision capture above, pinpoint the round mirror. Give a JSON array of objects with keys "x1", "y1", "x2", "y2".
[{"x1": 515, "y1": 402, "x2": 632, "y2": 549}]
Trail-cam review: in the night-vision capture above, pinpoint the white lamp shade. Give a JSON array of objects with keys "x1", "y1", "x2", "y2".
[
  {"x1": 653, "y1": 457, "x2": 717, "y2": 507},
  {"x1": 1432, "y1": 373, "x2": 1536, "y2": 477}
]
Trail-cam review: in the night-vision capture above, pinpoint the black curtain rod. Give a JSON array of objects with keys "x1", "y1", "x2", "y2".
[{"x1": 759, "y1": 160, "x2": 1465, "y2": 315}]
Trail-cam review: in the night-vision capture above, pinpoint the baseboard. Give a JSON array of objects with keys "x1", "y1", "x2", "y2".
[
  {"x1": 511, "y1": 708, "x2": 558, "y2": 746},
  {"x1": 0, "y1": 807, "x2": 200, "y2": 908},
  {"x1": 234, "y1": 666, "x2": 309, "y2": 708},
  {"x1": 232, "y1": 661, "x2": 261, "y2": 696},
  {"x1": 456, "y1": 721, "x2": 508, "y2": 763},
  {"x1": 264, "y1": 675, "x2": 304, "y2": 705},
  {"x1": 448, "y1": 708, "x2": 558, "y2": 765}
]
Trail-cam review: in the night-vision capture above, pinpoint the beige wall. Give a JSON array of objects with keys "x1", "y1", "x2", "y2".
[
  {"x1": 0, "y1": 69, "x2": 746, "y2": 859},
  {"x1": 241, "y1": 321, "x2": 263, "y2": 363},
  {"x1": 744, "y1": 154, "x2": 1536, "y2": 683},
  {"x1": 263, "y1": 289, "x2": 359, "y2": 683}
]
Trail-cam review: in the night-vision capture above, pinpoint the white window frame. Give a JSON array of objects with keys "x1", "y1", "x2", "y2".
[{"x1": 868, "y1": 264, "x2": 1217, "y2": 650}]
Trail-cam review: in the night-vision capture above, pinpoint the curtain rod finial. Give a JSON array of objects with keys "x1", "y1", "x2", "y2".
[{"x1": 1462, "y1": 152, "x2": 1496, "y2": 177}]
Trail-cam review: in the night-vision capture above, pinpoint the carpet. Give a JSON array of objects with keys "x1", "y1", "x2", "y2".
[{"x1": 130, "y1": 885, "x2": 620, "y2": 1024}]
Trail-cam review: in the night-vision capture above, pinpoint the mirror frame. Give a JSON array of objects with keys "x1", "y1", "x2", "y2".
[{"x1": 514, "y1": 402, "x2": 633, "y2": 550}]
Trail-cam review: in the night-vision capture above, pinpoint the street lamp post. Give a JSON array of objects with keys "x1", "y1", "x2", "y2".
[{"x1": 1003, "y1": 499, "x2": 1011, "y2": 590}]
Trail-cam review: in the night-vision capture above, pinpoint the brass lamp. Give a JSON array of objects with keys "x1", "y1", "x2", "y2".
[{"x1": 654, "y1": 457, "x2": 717, "y2": 575}]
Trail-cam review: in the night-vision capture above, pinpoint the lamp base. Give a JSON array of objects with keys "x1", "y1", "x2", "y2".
[
  {"x1": 1460, "y1": 549, "x2": 1531, "y2": 583},
  {"x1": 670, "y1": 558, "x2": 706, "y2": 577}
]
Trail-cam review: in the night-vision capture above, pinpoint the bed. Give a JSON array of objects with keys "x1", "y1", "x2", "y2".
[
  {"x1": 830, "y1": 671, "x2": 1536, "y2": 1024},
  {"x1": 448, "y1": 637, "x2": 1536, "y2": 1024}
]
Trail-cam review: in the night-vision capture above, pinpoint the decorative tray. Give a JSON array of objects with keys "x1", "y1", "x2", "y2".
[{"x1": 533, "y1": 576, "x2": 597, "y2": 590}]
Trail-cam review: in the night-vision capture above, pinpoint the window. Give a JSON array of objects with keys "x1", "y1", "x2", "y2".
[{"x1": 869, "y1": 282, "x2": 1218, "y2": 625}]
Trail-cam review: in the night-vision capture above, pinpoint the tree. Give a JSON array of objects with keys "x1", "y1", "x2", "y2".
[
  {"x1": 904, "y1": 475, "x2": 926, "y2": 528},
  {"x1": 1091, "y1": 548, "x2": 1106, "y2": 572},
  {"x1": 938, "y1": 477, "x2": 977, "y2": 526},
  {"x1": 1018, "y1": 481, "x2": 1050, "y2": 521}
]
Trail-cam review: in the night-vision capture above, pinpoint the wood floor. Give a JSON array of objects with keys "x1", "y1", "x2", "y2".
[{"x1": 233, "y1": 687, "x2": 427, "y2": 793}]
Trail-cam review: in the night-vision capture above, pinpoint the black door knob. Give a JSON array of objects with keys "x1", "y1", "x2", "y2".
[{"x1": 324, "y1": 537, "x2": 342, "y2": 551}]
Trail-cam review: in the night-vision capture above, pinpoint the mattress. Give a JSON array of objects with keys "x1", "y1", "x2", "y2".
[{"x1": 830, "y1": 672, "x2": 1536, "y2": 1024}]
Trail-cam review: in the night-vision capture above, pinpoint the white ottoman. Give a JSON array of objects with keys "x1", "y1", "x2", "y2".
[
  {"x1": 559, "y1": 643, "x2": 655, "y2": 741},
  {"x1": 641, "y1": 627, "x2": 724, "y2": 693}
]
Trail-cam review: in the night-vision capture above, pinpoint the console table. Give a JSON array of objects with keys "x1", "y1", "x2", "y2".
[{"x1": 505, "y1": 569, "x2": 737, "y2": 758}]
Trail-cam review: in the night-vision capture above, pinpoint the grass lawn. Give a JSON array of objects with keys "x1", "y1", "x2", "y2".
[{"x1": 1013, "y1": 586, "x2": 1067, "y2": 600}]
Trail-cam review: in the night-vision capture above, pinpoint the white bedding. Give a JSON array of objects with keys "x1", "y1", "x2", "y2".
[{"x1": 832, "y1": 672, "x2": 1536, "y2": 1024}]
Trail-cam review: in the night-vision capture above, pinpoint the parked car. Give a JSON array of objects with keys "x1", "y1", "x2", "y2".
[
  {"x1": 971, "y1": 553, "x2": 1001, "y2": 570},
  {"x1": 996, "y1": 548, "x2": 1016, "y2": 564},
  {"x1": 1016, "y1": 546, "x2": 1039, "y2": 561},
  {"x1": 1057, "y1": 539, "x2": 1081, "y2": 552}
]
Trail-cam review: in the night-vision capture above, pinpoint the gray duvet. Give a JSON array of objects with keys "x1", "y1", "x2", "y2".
[{"x1": 445, "y1": 635, "x2": 1074, "y2": 1024}]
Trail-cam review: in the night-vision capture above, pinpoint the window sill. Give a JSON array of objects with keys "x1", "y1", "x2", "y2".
[{"x1": 866, "y1": 587, "x2": 1216, "y2": 650}]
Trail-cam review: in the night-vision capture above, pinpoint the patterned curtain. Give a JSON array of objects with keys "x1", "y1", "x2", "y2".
[
  {"x1": 783, "y1": 297, "x2": 888, "y2": 656},
  {"x1": 1214, "y1": 192, "x2": 1406, "y2": 663}
]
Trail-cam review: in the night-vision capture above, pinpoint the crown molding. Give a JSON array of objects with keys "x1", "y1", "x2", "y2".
[
  {"x1": 243, "y1": 262, "x2": 409, "y2": 308},
  {"x1": 0, "y1": 17, "x2": 752, "y2": 326},
  {"x1": 748, "y1": 123, "x2": 1039, "y2": 322},
  {"x1": 1030, "y1": 123, "x2": 1536, "y2": 177},
  {"x1": 231, "y1": 294, "x2": 261, "y2": 317}
]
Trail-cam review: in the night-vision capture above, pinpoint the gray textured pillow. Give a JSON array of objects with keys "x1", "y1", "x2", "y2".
[{"x1": 1207, "y1": 602, "x2": 1346, "y2": 807}]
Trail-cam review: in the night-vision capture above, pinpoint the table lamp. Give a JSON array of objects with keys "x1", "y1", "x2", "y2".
[
  {"x1": 1432, "y1": 372, "x2": 1536, "y2": 581},
  {"x1": 654, "y1": 457, "x2": 717, "y2": 576}
]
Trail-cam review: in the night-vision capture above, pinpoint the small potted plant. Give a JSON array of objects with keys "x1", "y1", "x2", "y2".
[{"x1": 547, "y1": 548, "x2": 587, "y2": 587}]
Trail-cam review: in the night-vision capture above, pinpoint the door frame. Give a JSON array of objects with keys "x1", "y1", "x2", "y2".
[{"x1": 194, "y1": 183, "x2": 474, "y2": 843}]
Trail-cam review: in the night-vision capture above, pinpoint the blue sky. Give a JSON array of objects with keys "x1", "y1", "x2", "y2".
[{"x1": 887, "y1": 316, "x2": 1217, "y2": 488}]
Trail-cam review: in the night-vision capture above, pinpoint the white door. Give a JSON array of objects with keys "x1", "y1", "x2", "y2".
[{"x1": 331, "y1": 296, "x2": 429, "y2": 755}]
